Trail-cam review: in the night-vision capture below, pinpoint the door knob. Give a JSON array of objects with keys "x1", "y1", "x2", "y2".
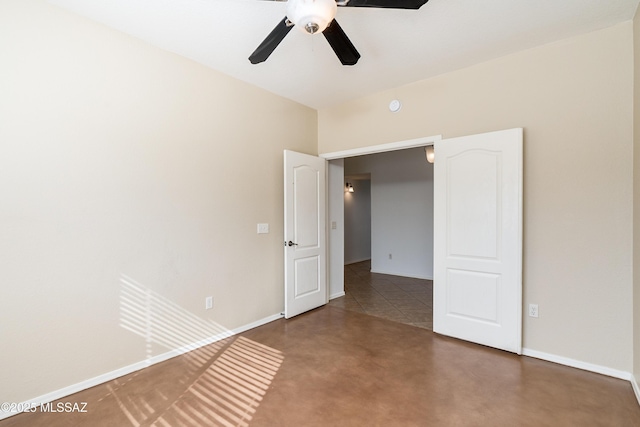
[{"x1": 287, "y1": 241, "x2": 298, "y2": 247}]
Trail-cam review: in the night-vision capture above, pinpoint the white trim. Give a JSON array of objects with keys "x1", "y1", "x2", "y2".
[
  {"x1": 631, "y1": 374, "x2": 640, "y2": 407},
  {"x1": 320, "y1": 135, "x2": 442, "y2": 160},
  {"x1": 523, "y1": 348, "x2": 640, "y2": 408},
  {"x1": 370, "y1": 268, "x2": 433, "y2": 281},
  {"x1": 522, "y1": 347, "x2": 632, "y2": 381},
  {"x1": 344, "y1": 257, "x2": 371, "y2": 265},
  {"x1": 0, "y1": 312, "x2": 284, "y2": 421},
  {"x1": 329, "y1": 291, "x2": 346, "y2": 300}
]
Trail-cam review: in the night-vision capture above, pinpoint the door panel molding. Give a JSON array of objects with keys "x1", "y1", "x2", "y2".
[
  {"x1": 284, "y1": 150, "x2": 327, "y2": 319},
  {"x1": 434, "y1": 128, "x2": 523, "y2": 354}
]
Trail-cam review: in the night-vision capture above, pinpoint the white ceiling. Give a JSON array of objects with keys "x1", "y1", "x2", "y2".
[{"x1": 49, "y1": 0, "x2": 639, "y2": 109}]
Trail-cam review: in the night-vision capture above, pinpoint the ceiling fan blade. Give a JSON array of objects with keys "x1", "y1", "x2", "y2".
[
  {"x1": 249, "y1": 17, "x2": 294, "y2": 64},
  {"x1": 323, "y1": 19, "x2": 360, "y2": 66},
  {"x1": 338, "y1": 0, "x2": 428, "y2": 10}
]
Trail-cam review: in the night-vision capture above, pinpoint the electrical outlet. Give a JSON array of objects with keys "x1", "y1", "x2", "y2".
[
  {"x1": 529, "y1": 304, "x2": 538, "y2": 318},
  {"x1": 205, "y1": 296, "x2": 213, "y2": 310}
]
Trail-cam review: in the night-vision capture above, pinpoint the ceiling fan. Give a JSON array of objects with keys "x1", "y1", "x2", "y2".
[{"x1": 249, "y1": 0, "x2": 429, "y2": 66}]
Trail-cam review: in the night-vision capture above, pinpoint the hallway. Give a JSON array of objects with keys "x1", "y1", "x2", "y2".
[{"x1": 329, "y1": 260, "x2": 433, "y2": 330}]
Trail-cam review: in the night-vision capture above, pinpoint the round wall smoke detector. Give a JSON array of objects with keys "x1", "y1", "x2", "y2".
[{"x1": 389, "y1": 99, "x2": 402, "y2": 113}]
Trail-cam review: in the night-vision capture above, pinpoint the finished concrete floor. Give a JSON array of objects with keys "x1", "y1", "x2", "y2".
[{"x1": 2, "y1": 305, "x2": 639, "y2": 426}]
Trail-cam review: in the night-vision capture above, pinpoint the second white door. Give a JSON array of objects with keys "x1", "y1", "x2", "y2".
[{"x1": 284, "y1": 150, "x2": 327, "y2": 319}]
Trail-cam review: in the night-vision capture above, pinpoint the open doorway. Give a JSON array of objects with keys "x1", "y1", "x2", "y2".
[
  {"x1": 344, "y1": 175, "x2": 371, "y2": 265},
  {"x1": 328, "y1": 147, "x2": 434, "y2": 330},
  {"x1": 318, "y1": 129, "x2": 522, "y2": 352}
]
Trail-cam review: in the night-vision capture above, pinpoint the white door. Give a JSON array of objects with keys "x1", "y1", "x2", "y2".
[
  {"x1": 433, "y1": 128, "x2": 523, "y2": 354},
  {"x1": 284, "y1": 150, "x2": 327, "y2": 318}
]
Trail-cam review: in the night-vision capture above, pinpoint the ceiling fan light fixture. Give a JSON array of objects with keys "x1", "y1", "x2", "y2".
[
  {"x1": 304, "y1": 22, "x2": 320, "y2": 34},
  {"x1": 287, "y1": 0, "x2": 337, "y2": 34},
  {"x1": 249, "y1": 0, "x2": 427, "y2": 65}
]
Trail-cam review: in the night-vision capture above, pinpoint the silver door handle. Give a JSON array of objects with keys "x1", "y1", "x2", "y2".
[{"x1": 287, "y1": 241, "x2": 298, "y2": 247}]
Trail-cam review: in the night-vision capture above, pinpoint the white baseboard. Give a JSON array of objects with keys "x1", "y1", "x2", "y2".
[
  {"x1": 0, "y1": 312, "x2": 284, "y2": 422},
  {"x1": 631, "y1": 374, "x2": 640, "y2": 407},
  {"x1": 522, "y1": 348, "x2": 639, "y2": 407},
  {"x1": 370, "y1": 268, "x2": 433, "y2": 281},
  {"x1": 344, "y1": 258, "x2": 370, "y2": 265},
  {"x1": 522, "y1": 347, "x2": 632, "y2": 381},
  {"x1": 329, "y1": 291, "x2": 346, "y2": 300}
]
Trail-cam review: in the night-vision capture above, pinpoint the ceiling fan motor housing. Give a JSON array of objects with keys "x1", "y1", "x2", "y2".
[{"x1": 287, "y1": 0, "x2": 337, "y2": 34}]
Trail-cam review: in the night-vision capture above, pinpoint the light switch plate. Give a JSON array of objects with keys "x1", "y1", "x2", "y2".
[{"x1": 257, "y1": 223, "x2": 269, "y2": 234}]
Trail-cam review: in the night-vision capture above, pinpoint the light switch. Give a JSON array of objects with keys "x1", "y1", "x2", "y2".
[{"x1": 257, "y1": 223, "x2": 269, "y2": 234}]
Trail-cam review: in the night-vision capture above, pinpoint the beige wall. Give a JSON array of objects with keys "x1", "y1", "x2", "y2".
[
  {"x1": 1, "y1": 0, "x2": 637, "y2": 407},
  {"x1": 634, "y1": 7, "x2": 640, "y2": 386},
  {"x1": 0, "y1": 0, "x2": 316, "y2": 403},
  {"x1": 319, "y1": 24, "x2": 634, "y2": 371}
]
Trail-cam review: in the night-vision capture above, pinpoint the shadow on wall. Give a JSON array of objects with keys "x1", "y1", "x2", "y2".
[{"x1": 117, "y1": 276, "x2": 284, "y2": 426}]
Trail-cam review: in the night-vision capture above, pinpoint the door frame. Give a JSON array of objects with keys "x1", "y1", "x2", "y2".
[
  {"x1": 320, "y1": 135, "x2": 442, "y2": 300},
  {"x1": 321, "y1": 135, "x2": 442, "y2": 161}
]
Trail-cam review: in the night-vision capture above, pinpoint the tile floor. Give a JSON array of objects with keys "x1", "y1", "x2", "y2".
[{"x1": 329, "y1": 260, "x2": 433, "y2": 329}]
